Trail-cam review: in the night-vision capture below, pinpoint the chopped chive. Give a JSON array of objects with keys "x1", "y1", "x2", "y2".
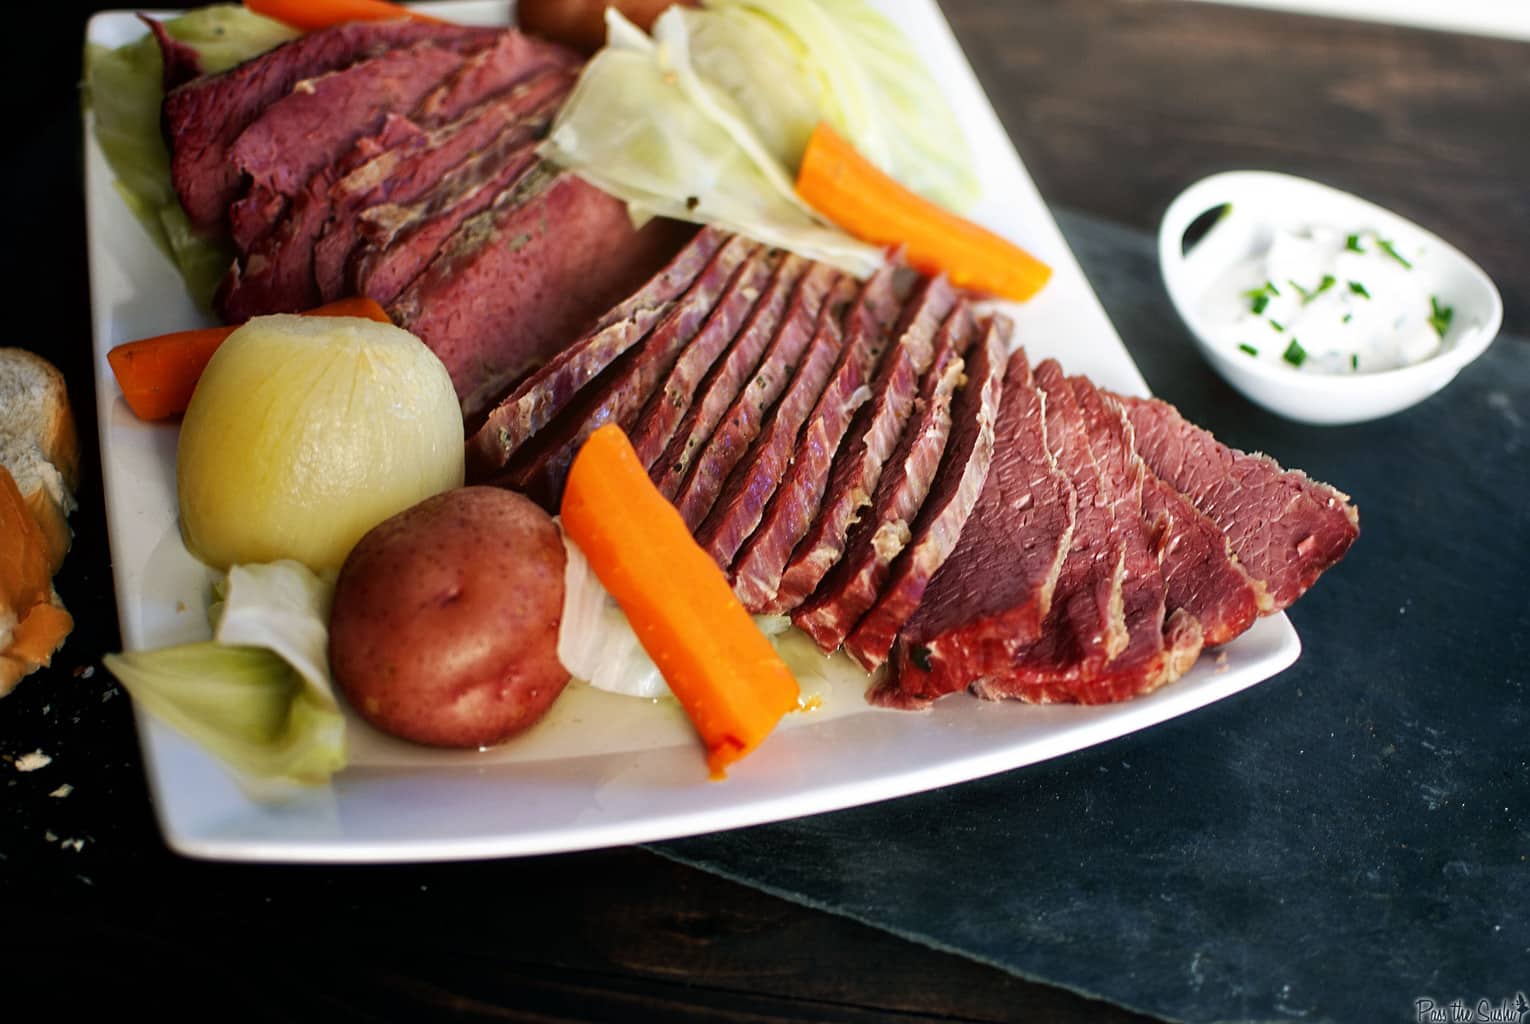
[
  {"x1": 1269, "y1": 319, "x2": 1286, "y2": 332},
  {"x1": 1244, "y1": 281, "x2": 1281, "y2": 314},
  {"x1": 1287, "y1": 279, "x2": 1311, "y2": 302},
  {"x1": 1282, "y1": 339, "x2": 1308, "y2": 367},
  {"x1": 1345, "y1": 233, "x2": 1365, "y2": 253},
  {"x1": 1342, "y1": 313, "x2": 1354, "y2": 324},
  {"x1": 1350, "y1": 354, "x2": 1359, "y2": 371},
  {"x1": 1348, "y1": 281, "x2": 1371, "y2": 299},
  {"x1": 1428, "y1": 295, "x2": 1455, "y2": 337},
  {"x1": 1314, "y1": 274, "x2": 1336, "y2": 297},
  {"x1": 1378, "y1": 239, "x2": 1413, "y2": 269},
  {"x1": 1251, "y1": 293, "x2": 1270, "y2": 315},
  {"x1": 1267, "y1": 280, "x2": 1281, "y2": 296},
  {"x1": 1239, "y1": 343, "x2": 1259, "y2": 357}
]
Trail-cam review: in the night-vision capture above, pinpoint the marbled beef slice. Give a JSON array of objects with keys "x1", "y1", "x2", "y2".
[
  {"x1": 793, "y1": 300, "x2": 974, "y2": 653},
  {"x1": 1119, "y1": 394, "x2": 1359, "y2": 610},
  {"x1": 877, "y1": 348, "x2": 1075, "y2": 709},
  {"x1": 846, "y1": 313, "x2": 1007, "y2": 673}
]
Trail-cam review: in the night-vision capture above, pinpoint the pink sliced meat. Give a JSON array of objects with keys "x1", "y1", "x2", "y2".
[
  {"x1": 771, "y1": 276, "x2": 957, "y2": 614},
  {"x1": 411, "y1": 29, "x2": 579, "y2": 124},
  {"x1": 498, "y1": 237, "x2": 763, "y2": 504},
  {"x1": 846, "y1": 315, "x2": 1007, "y2": 673},
  {"x1": 465, "y1": 226, "x2": 724, "y2": 482},
  {"x1": 164, "y1": 20, "x2": 500, "y2": 230},
  {"x1": 630, "y1": 255, "x2": 801, "y2": 474},
  {"x1": 390, "y1": 166, "x2": 694, "y2": 421},
  {"x1": 226, "y1": 42, "x2": 474, "y2": 251},
  {"x1": 691, "y1": 267, "x2": 856, "y2": 563},
  {"x1": 793, "y1": 300, "x2": 974, "y2": 653},
  {"x1": 313, "y1": 68, "x2": 574, "y2": 301},
  {"x1": 660, "y1": 263, "x2": 842, "y2": 518},
  {"x1": 1118, "y1": 394, "x2": 1360, "y2": 610},
  {"x1": 714, "y1": 265, "x2": 913, "y2": 606},
  {"x1": 878, "y1": 349, "x2": 1076, "y2": 710}
]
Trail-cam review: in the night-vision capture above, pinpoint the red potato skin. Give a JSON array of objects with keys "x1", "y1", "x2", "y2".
[
  {"x1": 517, "y1": 0, "x2": 694, "y2": 54},
  {"x1": 328, "y1": 487, "x2": 570, "y2": 748}
]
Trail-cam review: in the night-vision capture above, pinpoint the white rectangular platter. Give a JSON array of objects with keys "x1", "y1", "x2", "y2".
[{"x1": 85, "y1": 1, "x2": 1300, "y2": 863}]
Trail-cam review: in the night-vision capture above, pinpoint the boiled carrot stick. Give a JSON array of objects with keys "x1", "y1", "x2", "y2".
[
  {"x1": 560, "y1": 424, "x2": 800, "y2": 779},
  {"x1": 108, "y1": 297, "x2": 392, "y2": 421},
  {"x1": 796, "y1": 122, "x2": 1052, "y2": 302},
  {"x1": 243, "y1": 0, "x2": 448, "y2": 31}
]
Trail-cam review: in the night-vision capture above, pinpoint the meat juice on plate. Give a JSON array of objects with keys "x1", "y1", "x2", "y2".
[{"x1": 1199, "y1": 226, "x2": 1455, "y2": 374}]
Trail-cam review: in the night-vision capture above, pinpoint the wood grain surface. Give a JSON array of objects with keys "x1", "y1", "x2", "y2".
[{"x1": 4, "y1": 2, "x2": 1526, "y2": 1022}]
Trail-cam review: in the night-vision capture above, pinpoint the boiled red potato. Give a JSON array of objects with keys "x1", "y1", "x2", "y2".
[
  {"x1": 328, "y1": 487, "x2": 569, "y2": 748},
  {"x1": 517, "y1": 0, "x2": 693, "y2": 53}
]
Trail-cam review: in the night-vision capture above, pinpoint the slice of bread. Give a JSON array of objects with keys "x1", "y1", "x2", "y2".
[
  {"x1": 0, "y1": 349, "x2": 77, "y2": 694},
  {"x1": 0, "y1": 348, "x2": 79, "y2": 574}
]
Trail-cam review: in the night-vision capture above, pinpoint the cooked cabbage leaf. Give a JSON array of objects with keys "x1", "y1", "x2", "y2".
[
  {"x1": 104, "y1": 561, "x2": 345, "y2": 787},
  {"x1": 541, "y1": 11, "x2": 883, "y2": 276},
  {"x1": 82, "y1": 6, "x2": 298, "y2": 309}
]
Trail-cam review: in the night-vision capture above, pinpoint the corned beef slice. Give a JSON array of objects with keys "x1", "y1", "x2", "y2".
[
  {"x1": 971, "y1": 371, "x2": 1191, "y2": 705},
  {"x1": 630, "y1": 251, "x2": 783, "y2": 470},
  {"x1": 389, "y1": 166, "x2": 694, "y2": 421},
  {"x1": 225, "y1": 42, "x2": 473, "y2": 253},
  {"x1": 1088, "y1": 387, "x2": 1265, "y2": 647},
  {"x1": 846, "y1": 315, "x2": 1006, "y2": 673},
  {"x1": 697, "y1": 270, "x2": 862, "y2": 563},
  {"x1": 772, "y1": 275, "x2": 957, "y2": 614},
  {"x1": 466, "y1": 226, "x2": 724, "y2": 482},
  {"x1": 141, "y1": 15, "x2": 201, "y2": 91},
  {"x1": 877, "y1": 349, "x2": 1076, "y2": 710},
  {"x1": 661, "y1": 263, "x2": 841, "y2": 519},
  {"x1": 793, "y1": 300, "x2": 974, "y2": 653},
  {"x1": 718, "y1": 265, "x2": 913, "y2": 606},
  {"x1": 1119, "y1": 395, "x2": 1359, "y2": 610},
  {"x1": 313, "y1": 68, "x2": 574, "y2": 302},
  {"x1": 497, "y1": 236, "x2": 763, "y2": 504},
  {"x1": 650, "y1": 255, "x2": 815, "y2": 495},
  {"x1": 164, "y1": 20, "x2": 499, "y2": 231},
  {"x1": 411, "y1": 29, "x2": 580, "y2": 124}
]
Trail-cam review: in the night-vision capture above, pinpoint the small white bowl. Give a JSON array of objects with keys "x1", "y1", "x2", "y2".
[{"x1": 1158, "y1": 171, "x2": 1503, "y2": 425}]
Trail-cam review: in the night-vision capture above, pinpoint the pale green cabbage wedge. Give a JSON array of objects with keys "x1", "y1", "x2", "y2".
[{"x1": 104, "y1": 561, "x2": 344, "y2": 787}]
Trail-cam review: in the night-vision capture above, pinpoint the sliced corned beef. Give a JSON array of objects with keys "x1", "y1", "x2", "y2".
[
  {"x1": 771, "y1": 275, "x2": 957, "y2": 614},
  {"x1": 1093, "y1": 391, "x2": 1266, "y2": 646},
  {"x1": 717, "y1": 266, "x2": 913, "y2": 606},
  {"x1": 465, "y1": 226, "x2": 723, "y2": 482},
  {"x1": 497, "y1": 237, "x2": 763, "y2": 503},
  {"x1": 660, "y1": 263, "x2": 841, "y2": 517},
  {"x1": 141, "y1": 15, "x2": 201, "y2": 91},
  {"x1": 1118, "y1": 394, "x2": 1359, "y2": 610},
  {"x1": 793, "y1": 300, "x2": 974, "y2": 653},
  {"x1": 876, "y1": 349, "x2": 1076, "y2": 710},
  {"x1": 691, "y1": 267, "x2": 856, "y2": 563},
  {"x1": 650, "y1": 255, "x2": 815, "y2": 495},
  {"x1": 389, "y1": 166, "x2": 693, "y2": 420},
  {"x1": 846, "y1": 315, "x2": 1007, "y2": 672},
  {"x1": 630, "y1": 251, "x2": 784, "y2": 470},
  {"x1": 351, "y1": 132, "x2": 544, "y2": 307},
  {"x1": 215, "y1": 165, "x2": 337, "y2": 320},
  {"x1": 164, "y1": 20, "x2": 498, "y2": 230},
  {"x1": 226, "y1": 42, "x2": 472, "y2": 251},
  {"x1": 411, "y1": 29, "x2": 579, "y2": 125},
  {"x1": 313, "y1": 68, "x2": 574, "y2": 302}
]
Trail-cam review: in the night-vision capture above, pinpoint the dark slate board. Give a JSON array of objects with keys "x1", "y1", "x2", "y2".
[{"x1": 649, "y1": 208, "x2": 1530, "y2": 1024}]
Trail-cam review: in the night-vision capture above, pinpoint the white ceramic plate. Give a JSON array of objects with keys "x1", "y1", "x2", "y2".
[{"x1": 85, "y1": 1, "x2": 1300, "y2": 863}]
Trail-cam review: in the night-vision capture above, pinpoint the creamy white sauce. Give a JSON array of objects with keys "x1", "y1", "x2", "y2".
[{"x1": 1201, "y1": 226, "x2": 1452, "y2": 374}]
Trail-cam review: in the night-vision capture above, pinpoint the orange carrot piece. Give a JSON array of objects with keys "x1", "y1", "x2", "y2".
[
  {"x1": 560, "y1": 424, "x2": 800, "y2": 778},
  {"x1": 795, "y1": 122, "x2": 1053, "y2": 302},
  {"x1": 107, "y1": 297, "x2": 392, "y2": 422},
  {"x1": 243, "y1": 0, "x2": 448, "y2": 31}
]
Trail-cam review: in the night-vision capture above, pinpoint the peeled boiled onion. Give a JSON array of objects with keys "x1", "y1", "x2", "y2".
[{"x1": 177, "y1": 315, "x2": 464, "y2": 572}]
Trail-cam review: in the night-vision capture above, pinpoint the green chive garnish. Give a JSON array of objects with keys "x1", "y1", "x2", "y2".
[
  {"x1": 1251, "y1": 293, "x2": 1269, "y2": 315},
  {"x1": 1269, "y1": 320, "x2": 1286, "y2": 332},
  {"x1": 1378, "y1": 239, "x2": 1413, "y2": 269},
  {"x1": 1350, "y1": 354, "x2": 1359, "y2": 371},
  {"x1": 1239, "y1": 343, "x2": 1259, "y2": 357},
  {"x1": 1348, "y1": 281, "x2": 1371, "y2": 299},
  {"x1": 1314, "y1": 274, "x2": 1336, "y2": 298},
  {"x1": 1342, "y1": 313, "x2": 1354, "y2": 324},
  {"x1": 1283, "y1": 339, "x2": 1308, "y2": 367},
  {"x1": 1346, "y1": 233, "x2": 1365, "y2": 253},
  {"x1": 1428, "y1": 295, "x2": 1455, "y2": 338}
]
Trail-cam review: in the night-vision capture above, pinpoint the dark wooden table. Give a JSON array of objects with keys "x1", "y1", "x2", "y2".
[{"x1": 4, "y1": 3, "x2": 1526, "y2": 1021}]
